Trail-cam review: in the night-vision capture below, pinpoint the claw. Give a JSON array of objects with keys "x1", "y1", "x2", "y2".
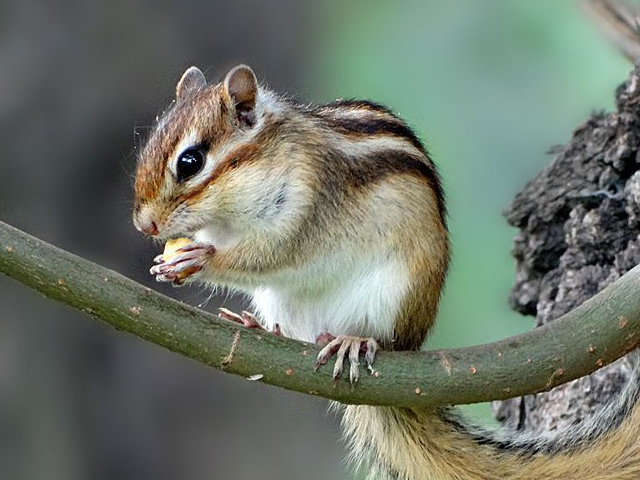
[
  {"x1": 314, "y1": 337, "x2": 341, "y2": 370},
  {"x1": 177, "y1": 244, "x2": 212, "y2": 253},
  {"x1": 219, "y1": 308, "x2": 263, "y2": 329},
  {"x1": 365, "y1": 338, "x2": 378, "y2": 372},
  {"x1": 333, "y1": 340, "x2": 350, "y2": 381},
  {"x1": 314, "y1": 334, "x2": 378, "y2": 383},
  {"x1": 218, "y1": 307, "x2": 244, "y2": 323},
  {"x1": 241, "y1": 310, "x2": 262, "y2": 329},
  {"x1": 150, "y1": 243, "x2": 214, "y2": 285},
  {"x1": 151, "y1": 258, "x2": 203, "y2": 276},
  {"x1": 217, "y1": 308, "x2": 282, "y2": 335},
  {"x1": 349, "y1": 341, "x2": 361, "y2": 383}
]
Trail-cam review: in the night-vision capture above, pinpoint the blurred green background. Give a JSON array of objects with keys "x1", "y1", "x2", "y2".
[{"x1": 0, "y1": 1, "x2": 633, "y2": 479}]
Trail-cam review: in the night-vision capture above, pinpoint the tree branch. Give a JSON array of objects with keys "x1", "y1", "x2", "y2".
[
  {"x1": 1, "y1": 219, "x2": 640, "y2": 408},
  {"x1": 583, "y1": 0, "x2": 640, "y2": 62}
]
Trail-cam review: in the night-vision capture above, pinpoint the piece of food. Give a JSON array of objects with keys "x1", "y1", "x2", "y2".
[{"x1": 162, "y1": 237, "x2": 192, "y2": 262}]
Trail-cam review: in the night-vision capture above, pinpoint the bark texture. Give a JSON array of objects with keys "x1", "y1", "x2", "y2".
[{"x1": 494, "y1": 65, "x2": 640, "y2": 433}]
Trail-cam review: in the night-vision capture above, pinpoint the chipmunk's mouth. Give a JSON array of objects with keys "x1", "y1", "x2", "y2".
[{"x1": 159, "y1": 212, "x2": 240, "y2": 250}]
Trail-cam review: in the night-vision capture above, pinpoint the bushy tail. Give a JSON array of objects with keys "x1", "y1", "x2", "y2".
[{"x1": 342, "y1": 354, "x2": 640, "y2": 480}]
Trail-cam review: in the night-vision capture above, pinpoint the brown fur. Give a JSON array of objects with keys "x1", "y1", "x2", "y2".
[
  {"x1": 135, "y1": 85, "x2": 232, "y2": 205},
  {"x1": 183, "y1": 139, "x2": 261, "y2": 206},
  {"x1": 134, "y1": 66, "x2": 637, "y2": 480},
  {"x1": 343, "y1": 403, "x2": 640, "y2": 480}
]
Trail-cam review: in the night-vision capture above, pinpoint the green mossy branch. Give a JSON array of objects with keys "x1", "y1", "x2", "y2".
[{"x1": 1, "y1": 219, "x2": 640, "y2": 407}]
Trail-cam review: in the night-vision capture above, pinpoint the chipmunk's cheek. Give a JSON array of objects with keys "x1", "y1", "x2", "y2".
[{"x1": 193, "y1": 222, "x2": 240, "y2": 251}]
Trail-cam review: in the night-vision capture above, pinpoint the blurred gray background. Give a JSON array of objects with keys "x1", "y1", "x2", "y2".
[{"x1": 0, "y1": 1, "x2": 634, "y2": 479}]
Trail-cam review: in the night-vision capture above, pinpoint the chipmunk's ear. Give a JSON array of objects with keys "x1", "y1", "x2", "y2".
[
  {"x1": 176, "y1": 66, "x2": 207, "y2": 103},
  {"x1": 222, "y1": 64, "x2": 258, "y2": 128}
]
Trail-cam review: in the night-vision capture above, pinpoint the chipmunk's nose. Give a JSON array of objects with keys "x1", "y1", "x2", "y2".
[
  {"x1": 137, "y1": 220, "x2": 159, "y2": 236},
  {"x1": 133, "y1": 205, "x2": 160, "y2": 236}
]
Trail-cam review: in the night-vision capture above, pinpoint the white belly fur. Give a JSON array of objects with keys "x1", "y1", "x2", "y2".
[{"x1": 251, "y1": 252, "x2": 409, "y2": 343}]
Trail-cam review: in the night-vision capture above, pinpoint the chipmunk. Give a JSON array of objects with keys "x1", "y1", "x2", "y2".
[{"x1": 133, "y1": 65, "x2": 640, "y2": 480}]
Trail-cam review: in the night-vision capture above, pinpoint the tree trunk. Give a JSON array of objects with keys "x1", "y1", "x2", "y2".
[{"x1": 494, "y1": 64, "x2": 640, "y2": 433}]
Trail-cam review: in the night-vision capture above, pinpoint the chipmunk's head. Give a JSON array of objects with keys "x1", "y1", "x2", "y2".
[{"x1": 133, "y1": 64, "x2": 286, "y2": 247}]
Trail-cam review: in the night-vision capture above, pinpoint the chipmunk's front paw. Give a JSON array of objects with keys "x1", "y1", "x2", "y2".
[
  {"x1": 150, "y1": 242, "x2": 215, "y2": 285},
  {"x1": 314, "y1": 334, "x2": 378, "y2": 384}
]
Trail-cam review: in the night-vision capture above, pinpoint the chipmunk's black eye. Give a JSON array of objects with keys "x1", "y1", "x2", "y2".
[{"x1": 176, "y1": 148, "x2": 205, "y2": 182}]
